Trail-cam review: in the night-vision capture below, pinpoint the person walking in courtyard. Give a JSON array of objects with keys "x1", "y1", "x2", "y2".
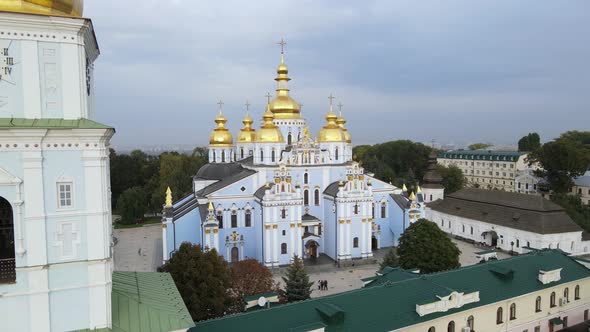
[{"x1": 318, "y1": 280, "x2": 321, "y2": 291}]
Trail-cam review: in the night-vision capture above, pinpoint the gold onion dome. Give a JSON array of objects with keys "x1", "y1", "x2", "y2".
[
  {"x1": 269, "y1": 53, "x2": 302, "y2": 120},
  {"x1": 209, "y1": 111, "x2": 234, "y2": 146},
  {"x1": 318, "y1": 105, "x2": 347, "y2": 142},
  {"x1": 336, "y1": 112, "x2": 352, "y2": 143},
  {"x1": 237, "y1": 112, "x2": 257, "y2": 143},
  {"x1": 256, "y1": 104, "x2": 284, "y2": 143},
  {"x1": 0, "y1": 0, "x2": 83, "y2": 17}
]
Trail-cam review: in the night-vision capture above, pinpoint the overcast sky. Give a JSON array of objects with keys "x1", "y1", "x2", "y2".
[{"x1": 86, "y1": 0, "x2": 590, "y2": 149}]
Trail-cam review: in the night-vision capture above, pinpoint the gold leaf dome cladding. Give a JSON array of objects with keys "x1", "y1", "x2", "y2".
[
  {"x1": 237, "y1": 112, "x2": 256, "y2": 143},
  {"x1": 256, "y1": 104, "x2": 284, "y2": 143},
  {"x1": 336, "y1": 112, "x2": 352, "y2": 143},
  {"x1": 269, "y1": 54, "x2": 302, "y2": 120},
  {"x1": 209, "y1": 111, "x2": 234, "y2": 146},
  {"x1": 0, "y1": 0, "x2": 83, "y2": 17},
  {"x1": 318, "y1": 106, "x2": 347, "y2": 142}
]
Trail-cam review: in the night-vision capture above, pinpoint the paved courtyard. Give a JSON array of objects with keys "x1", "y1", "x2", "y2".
[
  {"x1": 111, "y1": 225, "x2": 511, "y2": 296},
  {"x1": 113, "y1": 223, "x2": 162, "y2": 272}
]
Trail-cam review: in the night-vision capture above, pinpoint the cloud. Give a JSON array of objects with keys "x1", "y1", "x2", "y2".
[{"x1": 86, "y1": 0, "x2": 590, "y2": 148}]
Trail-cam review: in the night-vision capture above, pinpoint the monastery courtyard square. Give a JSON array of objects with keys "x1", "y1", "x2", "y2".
[{"x1": 112, "y1": 224, "x2": 510, "y2": 297}]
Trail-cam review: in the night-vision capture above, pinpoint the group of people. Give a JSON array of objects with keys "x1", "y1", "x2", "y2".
[{"x1": 317, "y1": 279, "x2": 329, "y2": 291}]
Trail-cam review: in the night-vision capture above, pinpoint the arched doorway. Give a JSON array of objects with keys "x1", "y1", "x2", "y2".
[
  {"x1": 0, "y1": 197, "x2": 15, "y2": 283},
  {"x1": 231, "y1": 246, "x2": 239, "y2": 263},
  {"x1": 371, "y1": 236, "x2": 378, "y2": 250},
  {"x1": 482, "y1": 231, "x2": 499, "y2": 247},
  {"x1": 305, "y1": 240, "x2": 319, "y2": 261}
]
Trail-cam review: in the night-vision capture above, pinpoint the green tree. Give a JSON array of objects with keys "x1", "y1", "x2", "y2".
[
  {"x1": 551, "y1": 193, "x2": 590, "y2": 232},
  {"x1": 528, "y1": 131, "x2": 590, "y2": 193},
  {"x1": 518, "y1": 132, "x2": 541, "y2": 152},
  {"x1": 397, "y1": 219, "x2": 461, "y2": 273},
  {"x1": 280, "y1": 255, "x2": 313, "y2": 303},
  {"x1": 116, "y1": 186, "x2": 147, "y2": 224},
  {"x1": 159, "y1": 243, "x2": 235, "y2": 322},
  {"x1": 468, "y1": 143, "x2": 492, "y2": 150},
  {"x1": 380, "y1": 247, "x2": 399, "y2": 270},
  {"x1": 436, "y1": 164, "x2": 465, "y2": 194}
]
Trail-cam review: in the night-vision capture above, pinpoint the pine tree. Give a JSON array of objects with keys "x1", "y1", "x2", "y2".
[
  {"x1": 380, "y1": 247, "x2": 399, "y2": 270},
  {"x1": 280, "y1": 255, "x2": 313, "y2": 303}
]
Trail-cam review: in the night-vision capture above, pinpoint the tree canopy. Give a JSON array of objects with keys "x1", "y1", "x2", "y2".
[
  {"x1": 231, "y1": 259, "x2": 275, "y2": 306},
  {"x1": 380, "y1": 247, "x2": 399, "y2": 270},
  {"x1": 353, "y1": 140, "x2": 432, "y2": 188},
  {"x1": 468, "y1": 143, "x2": 492, "y2": 150},
  {"x1": 116, "y1": 186, "x2": 147, "y2": 224},
  {"x1": 280, "y1": 255, "x2": 313, "y2": 303},
  {"x1": 436, "y1": 164, "x2": 465, "y2": 194},
  {"x1": 528, "y1": 131, "x2": 590, "y2": 193},
  {"x1": 518, "y1": 132, "x2": 541, "y2": 152},
  {"x1": 397, "y1": 219, "x2": 461, "y2": 273},
  {"x1": 159, "y1": 243, "x2": 235, "y2": 322}
]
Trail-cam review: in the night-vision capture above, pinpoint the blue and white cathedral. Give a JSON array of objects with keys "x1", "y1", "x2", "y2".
[{"x1": 163, "y1": 47, "x2": 429, "y2": 267}]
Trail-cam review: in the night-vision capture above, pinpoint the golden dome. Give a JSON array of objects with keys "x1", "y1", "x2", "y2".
[
  {"x1": 209, "y1": 111, "x2": 234, "y2": 146},
  {"x1": 256, "y1": 104, "x2": 284, "y2": 143},
  {"x1": 336, "y1": 112, "x2": 352, "y2": 143},
  {"x1": 269, "y1": 53, "x2": 302, "y2": 120},
  {"x1": 237, "y1": 112, "x2": 257, "y2": 143},
  {"x1": 0, "y1": 0, "x2": 83, "y2": 17},
  {"x1": 318, "y1": 106, "x2": 346, "y2": 143}
]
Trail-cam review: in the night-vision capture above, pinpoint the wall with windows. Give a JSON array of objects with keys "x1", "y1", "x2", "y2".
[{"x1": 402, "y1": 278, "x2": 590, "y2": 332}]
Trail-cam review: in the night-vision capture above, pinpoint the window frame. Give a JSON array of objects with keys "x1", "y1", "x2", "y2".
[
  {"x1": 57, "y1": 181, "x2": 75, "y2": 210},
  {"x1": 245, "y1": 209, "x2": 252, "y2": 227}
]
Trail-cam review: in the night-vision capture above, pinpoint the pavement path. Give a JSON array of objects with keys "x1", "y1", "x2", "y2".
[{"x1": 113, "y1": 223, "x2": 162, "y2": 272}]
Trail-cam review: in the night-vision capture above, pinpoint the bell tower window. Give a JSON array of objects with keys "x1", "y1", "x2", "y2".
[{"x1": 0, "y1": 197, "x2": 15, "y2": 284}]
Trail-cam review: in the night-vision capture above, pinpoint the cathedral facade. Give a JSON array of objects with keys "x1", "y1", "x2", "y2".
[{"x1": 163, "y1": 48, "x2": 428, "y2": 267}]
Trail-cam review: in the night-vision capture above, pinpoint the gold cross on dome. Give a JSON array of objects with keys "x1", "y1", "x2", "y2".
[
  {"x1": 265, "y1": 92, "x2": 272, "y2": 104},
  {"x1": 277, "y1": 37, "x2": 287, "y2": 54},
  {"x1": 328, "y1": 93, "x2": 335, "y2": 106},
  {"x1": 245, "y1": 100, "x2": 251, "y2": 111},
  {"x1": 338, "y1": 102, "x2": 343, "y2": 112},
  {"x1": 217, "y1": 99, "x2": 224, "y2": 112}
]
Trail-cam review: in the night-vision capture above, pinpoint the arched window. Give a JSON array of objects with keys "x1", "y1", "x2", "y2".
[
  {"x1": 372, "y1": 203, "x2": 375, "y2": 219},
  {"x1": 353, "y1": 237, "x2": 359, "y2": 248},
  {"x1": 575, "y1": 285, "x2": 580, "y2": 300},
  {"x1": 381, "y1": 202, "x2": 386, "y2": 218},
  {"x1": 245, "y1": 210, "x2": 252, "y2": 227},
  {"x1": 428, "y1": 327, "x2": 435, "y2": 332},
  {"x1": 240, "y1": 148, "x2": 244, "y2": 159},
  {"x1": 496, "y1": 307, "x2": 503, "y2": 324},
  {"x1": 260, "y1": 150, "x2": 264, "y2": 162},
  {"x1": 535, "y1": 296, "x2": 541, "y2": 312},
  {"x1": 217, "y1": 210, "x2": 224, "y2": 229},
  {"x1": 304, "y1": 173, "x2": 309, "y2": 184},
  {"x1": 271, "y1": 149, "x2": 276, "y2": 162},
  {"x1": 281, "y1": 243, "x2": 287, "y2": 254},
  {"x1": 447, "y1": 321, "x2": 455, "y2": 332},
  {"x1": 304, "y1": 190, "x2": 309, "y2": 206},
  {"x1": 564, "y1": 287, "x2": 569, "y2": 302},
  {"x1": 467, "y1": 315, "x2": 474, "y2": 330},
  {"x1": 288, "y1": 133, "x2": 292, "y2": 145},
  {"x1": 429, "y1": 194, "x2": 433, "y2": 201},
  {"x1": 0, "y1": 197, "x2": 15, "y2": 283},
  {"x1": 462, "y1": 225, "x2": 465, "y2": 233},
  {"x1": 231, "y1": 210, "x2": 238, "y2": 228},
  {"x1": 222, "y1": 150, "x2": 226, "y2": 162},
  {"x1": 509, "y1": 303, "x2": 516, "y2": 320},
  {"x1": 335, "y1": 147, "x2": 339, "y2": 160},
  {"x1": 314, "y1": 189, "x2": 320, "y2": 206},
  {"x1": 550, "y1": 292, "x2": 556, "y2": 307},
  {"x1": 213, "y1": 151, "x2": 217, "y2": 162}
]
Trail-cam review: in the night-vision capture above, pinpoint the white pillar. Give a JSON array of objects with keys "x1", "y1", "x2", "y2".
[{"x1": 213, "y1": 229, "x2": 219, "y2": 253}]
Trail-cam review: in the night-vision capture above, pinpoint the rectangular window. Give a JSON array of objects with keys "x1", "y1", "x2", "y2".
[
  {"x1": 534, "y1": 327, "x2": 540, "y2": 332},
  {"x1": 245, "y1": 211, "x2": 252, "y2": 227},
  {"x1": 231, "y1": 213, "x2": 237, "y2": 228},
  {"x1": 58, "y1": 182, "x2": 73, "y2": 208}
]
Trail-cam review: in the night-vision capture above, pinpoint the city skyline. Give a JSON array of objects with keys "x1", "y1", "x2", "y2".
[{"x1": 88, "y1": 0, "x2": 590, "y2": 148}]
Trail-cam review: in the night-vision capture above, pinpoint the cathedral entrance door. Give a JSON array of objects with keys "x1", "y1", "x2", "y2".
[
  {"x1": 0, "y1": 197, "x2": 15, "y2": 283},
  {"x1": 305, "y1": 240, "x2": 319, "y2": 261},
  {"x1": 231, "y1": 246, "x2": 239, "y2": 263},
  {"x1": 371, "y1": 236, "x2": 378, "y2": 250}
]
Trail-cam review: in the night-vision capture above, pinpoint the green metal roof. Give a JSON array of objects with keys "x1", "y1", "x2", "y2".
[
  {"x1": 111, "y1": 272, "x2": 194, "y2": 332},
  {"x1": 192, "y1": 250, "x2": 590, "y2": 332},
  {"x1": 438, "y1": 149, "x2": 525, "y2": 161},
  {"x1": 0, "y1": 118, "x2": 113, "y2": 130}
]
